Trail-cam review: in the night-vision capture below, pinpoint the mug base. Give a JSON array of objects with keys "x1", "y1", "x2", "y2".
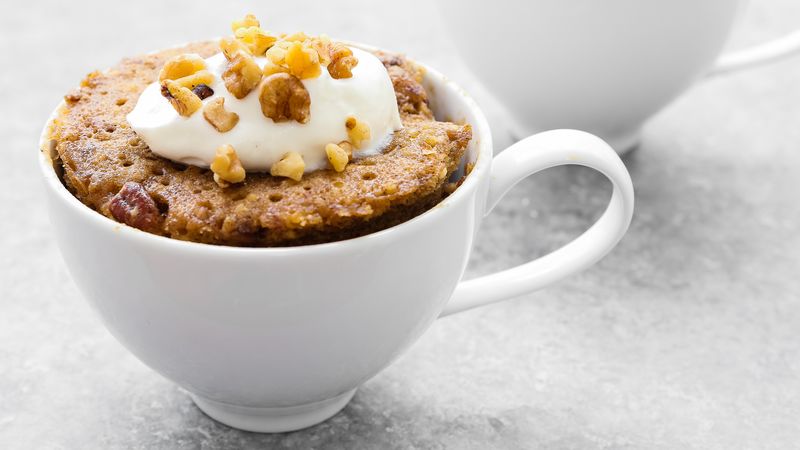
[{"x1": 190, "y1": 388, "x2": 357, "y2": 433}]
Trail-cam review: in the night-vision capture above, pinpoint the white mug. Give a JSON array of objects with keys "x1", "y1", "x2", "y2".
[
  {"x1": 39, "y1": 45, "x2": 634, "y2": 433},
  {"x1": 437, "y1": 0, "x2": 800, "y2": 152}
]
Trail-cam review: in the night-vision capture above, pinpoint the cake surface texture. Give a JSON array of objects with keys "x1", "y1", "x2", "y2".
[{"x1": 51, "y1": 41, "x2": 471, "y2": 246}]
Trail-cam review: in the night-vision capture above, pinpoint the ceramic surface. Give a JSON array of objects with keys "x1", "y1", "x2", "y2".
[{"x1": 437, "y1": 0, "x2": 800, "y2": 152}]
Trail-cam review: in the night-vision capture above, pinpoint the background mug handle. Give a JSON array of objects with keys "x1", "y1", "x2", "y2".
[
  {"x1": 440, "y1": 130, "x2": 635, "y2": 318},
  {"x1": 710, "y1": 29, "x2": 800, "y2": 75}
]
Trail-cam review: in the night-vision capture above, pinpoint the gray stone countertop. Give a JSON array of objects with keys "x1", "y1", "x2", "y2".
[{"x1": 2, "y1": 0, "x2": 800, "y2": 448}]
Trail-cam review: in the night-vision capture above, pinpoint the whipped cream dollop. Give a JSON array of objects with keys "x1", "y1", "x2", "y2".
[{"x1": 127, "y1": 47, "x2": 402, "y2": 172}]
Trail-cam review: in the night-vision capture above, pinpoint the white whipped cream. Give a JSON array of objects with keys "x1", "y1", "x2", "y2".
[{"x1": 127, "y1": 47, "x2": 402, "y2": 172}]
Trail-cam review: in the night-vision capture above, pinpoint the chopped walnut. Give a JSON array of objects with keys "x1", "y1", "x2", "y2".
[
  {"x1": 210, "y1": 144, "x2": 246, "y2": 187},
  {"x1": 159, "y1": 54, "x2": 206, "y2": 82},
  {"x1": 310, "y1": 35, "x2": 333, "y2": 66},
  {"x1": 265, "y1": 41, "x2": 291, "y2": 66},
  {"x1": 109, "y1": 182, "x2": 160, "y2": 231},
  {"x1": 345, "y1": 116, "x2": 371, "y2": 148},
  {"x1": 203, "y1": 98, "x2": 239, "y2": 132},
  {"x1": 192, "y1": 84, "x2": 214, "y2": 100},
  {"x1": 174, "y1": 70, "x2": 214, "y2": 90},
  {"x1": 235, "y1": 26, "x2": 277, "y2": 56},
  {"x1": 222, "y1": 52, "x2": 263, "y2": 99},
  {"x1": 270, "y1": 151, "x2": 305, "y2": 181},
  {"x1": 220, "y1": 37, "x2": 250, "y2": 59},
  {"x1": 308, "y1": 37, "x2": 358, "y2": 79},
  {"x1": 327, "y1": 43, "x2": 358, "y2": 79},
  {"x1": 337, "y1": 141, "x2": 354, "y2": 160},
  {"x1": 285, "y1": 41, "x2": 321, "y2": 79},
  {"x1": 262, "y1": 62, "x2": 288, "y2": 77},
  {"x1": 325, "y1": 143, "x2": 349, "y2": 172},
  {"x1": 161, "y1": 80, "x2": 202, "y2": 117},
  {"x1": 259, "y1": 73, "x2": 310, "y2": 123},
  {"x1": 283, "y1": 31, "x2": 310, "y2": 42},
  {"x1": 231, "y1": 13, "x2": 259, "y2": 33}
]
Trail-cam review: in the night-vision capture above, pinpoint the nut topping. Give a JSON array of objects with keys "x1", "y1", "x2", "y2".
[
  {"x1": 231, "y1": 13, "x2": 259, "y2": 33},
  {"x1": 327, "y1": 43, "x2": 358, "y2": 79},
  {"x1": 222, "y1": 52, "x2": 263, "y2": 99},
  {"x1": 174, "y1": 70, "x2": 214, "y2": 90},
  {"x1": 325, "y1": 143, "x2": 349, "y2": 172},
  {"x1": 161, "y1": 80, "x2": 202, "y2": 117},
  {"x1": 310, "y1": 35, "x2": 333, "y2": 66},
  {"x1": 210, "y1": 144, "x2": 246, "y2": 187},
  {"x1": 234, "y1": 26, "x2": 277, "y2": 56},
  {"x1": 345, "y1": 116, "x2": 371, "y2": 148},
  {"x1": 259, "y1": 73, "x2": 310, "y2": 123},
  {"x1": 285, "y1": 41, "x2": 322, "y2": 79},
  {"x1": 337, "y1": 141, "x2": 354, "y2": 159},
  {"x1": 262, "y1": 62, "x2": 289, "y2": 77},
  {"x1": 270, "y1": 151, "x2": 305, "y2": 181},
  {"x1": 220, "y1": 36, "x2": 250, "y2": 60},
  {"x1": 109, "y1": 182, "x2": 161, "y2": 231},
  {"x1": 265, "y1": 41, "x2": 291, "y2": 66},
  {"x1": 283, "y1": 31, "x2": 310, "y2": 42},
  {"x1": 192, "y1": 84, "x2": 214, "y2": 100},
  {"x1": 159, "y1": 54, "x2": 207, "y2": 82},
  {"x1": 203, "y1": 97, "x2": 239, "y2": 132}
]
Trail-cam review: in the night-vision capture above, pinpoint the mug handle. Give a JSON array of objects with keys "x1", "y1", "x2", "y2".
[
  {"x1": 709, "y1": 29, "x2": 800, "y2": 75},
  {"x1": 439, "y1": 130, "x2": 635, "y2": 317}
]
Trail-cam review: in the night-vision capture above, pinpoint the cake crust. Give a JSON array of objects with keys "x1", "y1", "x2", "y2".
[{"x1": 51, "y1": 42, "x2": 471, "y2": 246}]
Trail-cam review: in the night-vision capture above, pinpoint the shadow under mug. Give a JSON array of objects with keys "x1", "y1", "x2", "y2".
[
  {"x1": 437, "y1": 0, "x2": 800, "y2": 153},
  {"x1": 39, "y1": 48, "x2": 634, "y2": 433}
]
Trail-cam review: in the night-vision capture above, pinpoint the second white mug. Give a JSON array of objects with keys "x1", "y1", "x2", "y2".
[{"x1": 437, "y1": 0, "x2": 800, "y2": 152}]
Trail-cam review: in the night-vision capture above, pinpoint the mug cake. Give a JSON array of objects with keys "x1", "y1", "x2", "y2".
[{"x1": 49, "y1": 14, "x2": 471, "y2": 246}]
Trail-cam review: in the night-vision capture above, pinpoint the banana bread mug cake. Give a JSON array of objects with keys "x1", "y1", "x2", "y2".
[
  {"x1": 40, "y1": 13, "x2": 636, "y2": 434},
  {"x1": 50, "y1": 14, "x2": 471, "y2": 246}
]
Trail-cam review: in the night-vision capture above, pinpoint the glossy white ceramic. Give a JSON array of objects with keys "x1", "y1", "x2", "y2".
[
  {"x1": 437, "y1": 0, "x2": 800, "y2": 152},
  {"x1": 39, "y1": 54, "x2": 634, "y2": 433}
]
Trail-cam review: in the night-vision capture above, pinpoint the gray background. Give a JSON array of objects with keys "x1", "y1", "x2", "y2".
[{"x1": 2, "y1": 0, "x2": 800, "y2": 448}]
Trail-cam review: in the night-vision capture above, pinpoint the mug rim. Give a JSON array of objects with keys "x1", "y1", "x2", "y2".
[{"x1": 38, "y1": 45, "x2": 493, "y2": 256}]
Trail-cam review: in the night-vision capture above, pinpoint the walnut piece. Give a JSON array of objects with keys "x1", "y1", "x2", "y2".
[
  {"x1": 265, "y1": 41, "x2": 291, "y2": 66},
  {"x1": 231, "y1": 13, "x2": 259, "y2": 33},
  {"x1": 259, "y1": 73, "x2": 310, "y2": 123},
  {"x1": 159, "y1": 54, "x2": 206, "y2": 82},
  {"x1": 337, "y1": 141, "x2": 354, "y2": 159},
  {"x1": 161, "y1": 80, "x2": 202, "y2": 117},
  {"x1": 325, "y1": 143, "x2": 349, "y2": 172},
  {"x1": 222, "y1": 52, "x2": 263, "y2": 99},
  {"x1": 327, "y1": 43, "x2": 358, "y2": 79},
  {"x1": 285, "y1": 41, "x2": 321, "y2": 79},
  {"x1": 310, "y1": 35, "x2": 333, "y2": 66},
  {"x1": 262, "y1": 62, "x2": 288, "y2": 77},
  {"x1": 109, "y1": 182, "x2": 160, "y2": 231},
  {"x1": 192, "y1": 84, "x2": 214, "y2": 100},
  {"x1": 283, "y1": 31, "x2": 310, "y2": 42},
  {"x1": 235, "y1": 26, "x2": 277, "y2": 56},
  {"x1": 203, "y1": 98, "x2": 239, "y2": 132},
  {"x1": 174, "y1": 70, "x2": 214, "y2": 90},
  {"x1": 270, "y1": 151, "x2": 305, "y2": 181},
  {"x1": 210, "y1": 144, "x2": 246, "y2": 187},
  {"x1": 345, "y1": 116, "x2": 371, "y2": 148},
  {"x1": 220, "y1": 37, "x2": 250, "y2": 59}
]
